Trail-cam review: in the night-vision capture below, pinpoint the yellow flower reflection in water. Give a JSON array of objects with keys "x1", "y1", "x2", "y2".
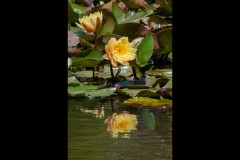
[
  {"x1": 75, "y1": 11, "x2": 103, "y2": 33},
  {"x1": 103, "y1": 37, "x2": 137, "y2": 67},
  {"x1": 80, "y1": 107, "x2": 104, "y2": 119},
  {"x1": 105, "y1": 112, "x2": 138, "y2": 138}
]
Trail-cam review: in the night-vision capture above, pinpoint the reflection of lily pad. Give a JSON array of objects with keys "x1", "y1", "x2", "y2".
[
  {"x1": 124, "y1": 97, "x2": 172, "y2": 107},
  {"x1": 140, "y1": 108, "x2": 155, "y2": 130}
]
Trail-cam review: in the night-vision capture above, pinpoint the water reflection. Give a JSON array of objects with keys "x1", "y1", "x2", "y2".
[
  {"x1": 80, "y1": 106, "x2": 105, "y2": 119},
  {"x1": 105, "y1": 111, "x2": 138, "y2": 138},
  {"x1": 68, "y1": 96, "x2": 172, "y2": 160}
]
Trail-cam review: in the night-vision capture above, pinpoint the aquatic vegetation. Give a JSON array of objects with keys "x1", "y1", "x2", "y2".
[{"x1": 68, "y1": 0, "x2": 172, "y2": 102}]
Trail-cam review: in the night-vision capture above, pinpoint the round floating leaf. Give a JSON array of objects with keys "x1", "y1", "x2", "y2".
[
  {"x1": 68, "y1": 85, "x2": 98, "y2": 97},
  {"x1": 86, "y1": 88, "x2": 116, "y2": 97},
  {"x1": 113, "y1": 23, "x2": 149, "y2": 41},
  {"x1": 163, "y1": 78, "x2": 172, "y2": 89},
  {"x1": 136, "y1": 34, "x2": 154, "y2": 67},
  {"x1": 148, "y1": 15, "x2": 167, "y2": 30},
  {"x1": 73, "y1": 70, "x2": 99, "y2": 78},
  {"x1": 68, "y1": 76, "x2": 81, "y2": 86},
  {"x1": 79, "y1": 35, "x2": 95, "y2": 42},
  {"x1": 161, "y1": 69, "x2": 172, "y2": 78},
  {"x1": 98, "y1": 18, "x2": 115, "y2": 37},
  {"x1": 124, "y1": 97, "x2": 172, "y2": 107},
  {"x1": 68, "y1": 70, "x2": 73, "y2": 77},
  {"x1": 136, "y1": 90, "x2": 160, "y2": 99},
  {"x1": 71, "y1": 49, "x2": 103, "y2": 67},
  {"x1": 112, "y1": 2, "x2": 125, "y2": 24},
  {"x1": 68, "y1": 0, "x2": 88, "y2": 15},
  {"x1": 155, "y1": 28, "x2": 172, "y2": 55},
  {"x1": 124, "y1": 10, "x2": 148, "y2": 23},
  {"x1": 68, "y1": 2, "x2": 79, "y2": 25}
]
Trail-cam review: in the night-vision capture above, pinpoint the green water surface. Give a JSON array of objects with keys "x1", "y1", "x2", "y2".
[{"x1": 68, "y1": 96, "x2": 172, "y2": 160}]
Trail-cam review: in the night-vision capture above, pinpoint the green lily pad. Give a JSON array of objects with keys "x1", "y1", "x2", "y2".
[
  {"x1": 73, "y1": 70, "x2": 99, "y2": 78},
  {"x1": 68, "y1": 70, "x2": 73, "y2": 77},
  {"x1": 163, "y1": 78, "x2": 172, "y2": 88},
  {"x1": 161, "y1": 69, "x2": 172, "y2": 78},
  {"x1": 112, "y1": 2, "x2": 125, "y2": 24},
  {"x1": 86, "y1": 88, "x2": 116, "y2": 97},
  {"x1": 145, "y1": 69, "x2": 172, "y2": 78},
  {"x1": 113, "y1": 23, "x2": 149, "y2": 41},
  {"x1": 136, "y1": 34, "x2": 154, "y2": 67},
  {"x1": 116, "y1": 88, "x2": 159, "y2": 98},
  {"x1": 68, "y1": 76, "x2": 80, "y2": 86},
  {"x1": 68, "y1": 85, "x2": 98, "y2": 97},
  {"x1": 71, "y1": 49, "x2": 103, "y2": 67},
  {"x1": 98, "y1": 18, "x2": 115, "y2": 37},
  {"x1": 124, "y1": 97, "x2": 172, "y2": 107},
  {"x1": 68, "y1": 0, "x2": 88, "y2": 15}
]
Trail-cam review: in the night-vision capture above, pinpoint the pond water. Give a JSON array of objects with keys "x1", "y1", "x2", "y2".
[{"x1": 68, "y1": 96, "x2": 172, "y2": 160}]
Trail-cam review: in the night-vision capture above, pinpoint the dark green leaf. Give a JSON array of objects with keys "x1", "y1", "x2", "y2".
[
  {"x1": 112, "y1": 2, "x2": 125, "y2": 24},
  {"x1": 113, "y1": 23, "x2": 149, "y2": 41},
  {"x1": 136, "y1": 34, "x2": 154, "y2": 67},
  {"x1": 71, "y1": 49, "x2": 103, "y2": 67},
  {"x1": 68, "y1": 0, "x2": 88, "y2": 15},
  {"x1": 140, "y1": 108, "x2": 155, "y2": 130},
  {"x1": 98, "y1": 18, "x2": 115, "y2": 37},
  {"x1": 155, "y1": 28, "x2": 172, "y2": 54}
]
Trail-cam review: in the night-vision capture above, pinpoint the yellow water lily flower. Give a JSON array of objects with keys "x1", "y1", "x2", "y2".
[
  {"x1": 105, "y1": 112, "x2": 138, "y2": 138},
  {"x1": 103, "y1": 37, "x2": 137, "y2": 67},
  {"x1": 75, "y1": 11, "x2": 103, "y2": 33}
]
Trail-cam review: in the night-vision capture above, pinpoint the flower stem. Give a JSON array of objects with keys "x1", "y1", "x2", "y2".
[
  {"x1": 110, "y1": 64, "x2": 115, "y2": 82},
  {"x1": 92, "y1": 67, "x2": 95, "y2": 79},
  {"x1": 132, "y1": 67, "x2": 138, "y2": 80}
]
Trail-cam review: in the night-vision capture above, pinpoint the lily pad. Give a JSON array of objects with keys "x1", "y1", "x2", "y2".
[
  {"x1": 86, "y1": 88, "x2": 116, "y2": 97},
  {"x1": 113, "y1": 23, "x2": 149, "y2": 41},
  {"x1": 116, "y1": 88, "x2": 159, "y2": 98},
  {"x1": 71, "y1": 49, "x2": 103, "y2": 67},
  {"x1": 68, "y1": 70, "x2": 73, "y2": 77},
  {"x1": 68, "y1": 85, "x2": 98, "y2": 97},
  {"x1": 73, "y1": 70, "x2": 99, "y2": 78},
  {"x1": 124, "y1": 97, "x2": 172, "y2": 107},
  {"x1": 68, "y1": 76, "x2": 81, "y2": 86},
  {"x1": 136, "y1": 34, "x2": 154, "y2": 67},
  {"x1": 68, "y1": 0, "x2": 88, "y2": 15}
]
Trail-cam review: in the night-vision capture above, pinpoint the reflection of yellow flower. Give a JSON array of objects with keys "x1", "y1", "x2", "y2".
[
  {"x1": 103, "y1": 37, "x2": 137, "y2": 67},
  {"x1": 75, "y1": 11, "x2": 103, "y2": 33},
  {"x1": 105, "y1": 112, "x2": 138, "y2": 138}
]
